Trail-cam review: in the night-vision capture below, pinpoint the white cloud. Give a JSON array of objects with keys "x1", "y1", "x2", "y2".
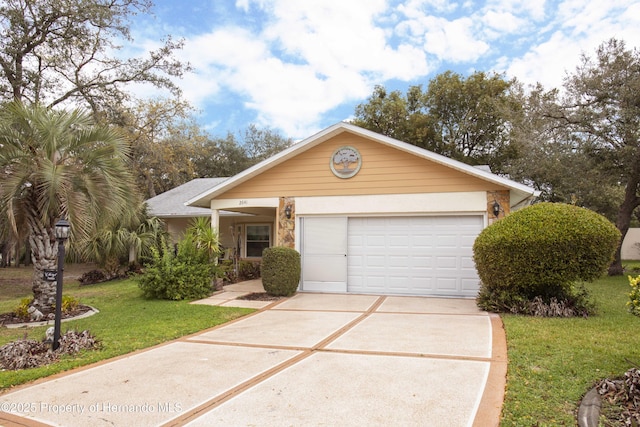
[
  {"x1": 234, "y1": 0, "x2": 250, "y2": 13},
  {"x1": 393, "y1": 2, "x2": 493, "y2": 63},
  {"x1": 174, "y1": 27, "x2": 268, "y2": 106},
  {"x1": 503, "y1": 0, "x2": 640, "y2": 89},
  {"x1": 174, "y1": 0, "x2": 434, "y2": 137},
  {"x1": 136, "y1": 0, "x2": 640, "y2": 138},
  {"x1": 419, "y1": 16, "x2": 490, "y2": 62},
  {"x1": 482, "y1": 10, "x2": 526, "y2": 34},
  {"x1": 260, "y1": 0, "x2": 430, "y2": 79},
  {"x1": 396, "y1": 0, "x2": 460, "y2": 16},
  {"x1": 505, "y1": 31, "x2": 577, "y2": 88},
  {"x1": 486, "y1": 0, "x2": 547, "y2": 21}
]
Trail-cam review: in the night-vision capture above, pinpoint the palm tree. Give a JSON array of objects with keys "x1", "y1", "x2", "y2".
[
  {"x1": 0, "y1": 102, "x2": 137, "y2": 312},
  {"x1": 186, "y1": 217, "x2": 221, "y2": 262},
  {"x1": 82, "y1": 204, "x2": 167, "y2": 278}
]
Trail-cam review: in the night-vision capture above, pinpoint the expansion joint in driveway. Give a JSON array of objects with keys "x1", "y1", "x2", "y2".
[
  {"x1": 309, "y1": 295, "x2": 386, "y2": 351},
  {"x1": 161, "y1": 350, "x2": 313, "y2": 427},
  {"x1": 164, "y1": 297, "x2": 387, "y2": 427}
]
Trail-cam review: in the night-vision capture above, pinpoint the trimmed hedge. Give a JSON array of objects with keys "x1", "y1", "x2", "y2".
[
  {"x1": 261, "y1": 246, "x2": 301, "y2": 297},
  {"x1": 473, "y1": 202, "x2": 620, "y2": 313}
]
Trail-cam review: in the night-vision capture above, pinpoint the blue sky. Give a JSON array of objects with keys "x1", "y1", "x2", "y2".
[{"x1": 132, "y1": 0, "x2": 640, "y2": 140}]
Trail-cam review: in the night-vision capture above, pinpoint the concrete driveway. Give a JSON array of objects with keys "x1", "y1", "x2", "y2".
[{"x1": 0, "y1": 288, "x2": 506, "y2": 427}]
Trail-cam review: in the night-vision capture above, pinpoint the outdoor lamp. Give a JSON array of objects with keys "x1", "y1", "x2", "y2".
[
  {"x1": 55, "y1": 217, "x2": 70, "y2": 240},
  {"x1": 284, "y1": 204, "x2": 292, "y2": 219},
  {"x1": 492, "y1": 200, "x2": 501, "y2": 218},
  {"x1": 53, "y1": 217, "x2": 70, "y2": 350}
]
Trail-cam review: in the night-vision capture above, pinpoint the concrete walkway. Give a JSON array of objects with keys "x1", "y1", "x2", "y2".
[{"x1": 0, "y1": 281, "x2": 506, "y2": 427}]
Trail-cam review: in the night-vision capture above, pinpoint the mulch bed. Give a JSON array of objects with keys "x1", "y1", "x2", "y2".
[
  {"x1": 0, "y1": 305, "x2": 94, "y2": 327},
  {"x1": 0, "y1": 330, "x2": 99, "y2": 370},
  {"x1": 598, "y1": 368, "x2": 640, "y2": 426},
  {"x1": 237, "y1": 292, "x2": 283, "y2": 301}
]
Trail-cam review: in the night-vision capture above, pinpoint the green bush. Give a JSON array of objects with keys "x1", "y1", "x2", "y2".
[
  {"x1": 14, "y1": 297, "x2": 33, "y2": 319},
  {"x1": 239, "y1": 260, "x2": 261, "y2": 280},
  {"x1": 261, "y1": 246, "x2": 301, "y2": 297},
  {"x1": 473, "y1": 202, "x2": 620, "y2": 314},
  {"x1": 55, "y1": 295, "x2": 80, "y2": 313},
  {"x1": 217, "y1": 260, "x2": 261, "y2": 284},
  {"x1": 14, "y1": 295, "x2": 82, "y2": 319},
  {"x1": 628, "y1": 275, "x2": 640, "y2": 316},
  {"x1": 137, "y1": 235, "x2": 216, "y2": 300}
]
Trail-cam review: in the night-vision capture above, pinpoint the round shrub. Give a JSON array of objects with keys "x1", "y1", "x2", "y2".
[
  {"x1": 261, "y1": 247, "x2": 301, "y2": 297},
  {"x1": 473, "y1": 202, "x2": 620, "y2": 312}
]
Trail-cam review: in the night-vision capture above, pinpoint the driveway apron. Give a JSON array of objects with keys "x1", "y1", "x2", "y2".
[{"x1": 0, "y1": 292, "x2": 506, "y2": 427}]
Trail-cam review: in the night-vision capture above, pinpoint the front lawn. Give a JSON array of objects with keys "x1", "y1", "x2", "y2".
[
  {"x1": 0, "y1": 271, "x2": 254, "y2": 391},
  {"x1": 501, "y1": 271, "x2": 640, "y2": 425}
]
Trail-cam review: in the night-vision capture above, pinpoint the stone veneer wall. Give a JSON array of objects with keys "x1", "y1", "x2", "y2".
[
  {"x1": 277, "y1": 196, "x2": 295, "y2": 248},
  {"x1": 487, "y1": 190, "x2": 510, "y2": 224}
]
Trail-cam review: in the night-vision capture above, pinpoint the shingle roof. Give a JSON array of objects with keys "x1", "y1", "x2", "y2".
[{"x1": 146, "y1": 178, "x2": 228, "y2": 217}]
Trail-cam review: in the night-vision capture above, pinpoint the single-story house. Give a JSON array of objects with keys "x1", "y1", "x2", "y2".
[
  {"x1": 185, "y1": 122, "x2": 538, "y2": 298},
  {"x1": 145, "y1": 178, "x2": 271, "y2": 258}
]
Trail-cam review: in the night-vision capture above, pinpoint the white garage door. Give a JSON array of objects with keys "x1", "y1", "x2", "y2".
[{"x1": 347, "y1": 216, "x2": 482, "y2": 297}]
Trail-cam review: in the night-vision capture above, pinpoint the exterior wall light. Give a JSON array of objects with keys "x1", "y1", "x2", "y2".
[
  {"x1": 284, "y1": 204, "x2": 292, "y2": 219},
  {"x1": 492, "y1": 200, "x2": 501, "y2": 218}
]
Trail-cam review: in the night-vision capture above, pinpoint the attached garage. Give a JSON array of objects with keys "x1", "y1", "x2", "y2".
[
  {"x1": 187, "y1": 122, "x2": 538, "y2": 298},
  {"x1": 347, "y1": 216, "x2": 483, "y2": 297},
  {"x1": 300, "y1": 215, "x2": 483, "y2": 298}
]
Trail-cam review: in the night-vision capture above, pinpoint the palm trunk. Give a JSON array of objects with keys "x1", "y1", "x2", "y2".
[
  {"x1": 29, "y1": 222, "x2": 58, "y2": 313},
  {"x1": 129, "y1": 245, "x2": 137, "y2": 264}
]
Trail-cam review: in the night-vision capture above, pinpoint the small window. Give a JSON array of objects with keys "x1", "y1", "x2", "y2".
[{"x1": 245, "y1": 224, "x2": 271, "y2": 257}]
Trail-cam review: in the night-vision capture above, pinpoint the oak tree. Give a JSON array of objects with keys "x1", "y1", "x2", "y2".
[
  {"x1": 559, "y1": 38, "x2": 640, "y2": 275},
  {"x1": 353, "y1": 71, "x2": 520, "y2": 173},
  {"x1": 0, "y1": 0, "x2": 188, "y2": 115}
]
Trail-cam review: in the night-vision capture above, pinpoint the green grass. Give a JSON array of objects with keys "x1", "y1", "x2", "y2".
[
  {"x1": 0, "y1": 274, "x2": 254, "y2": 391},
  {"x1": 501, "y1": 271, "x2": 640, "y2": 425}
]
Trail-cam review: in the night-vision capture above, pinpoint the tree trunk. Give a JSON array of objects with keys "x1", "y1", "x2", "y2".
[
  {"x1": 146, "y1": 172, "x2": 156, "y2": 198},
  {"x1": 609, "y1": 206, "x2": 634, "y2": 275},
  {"x1": 608, "y1": 152, "x2": 640, "y2": 275}
]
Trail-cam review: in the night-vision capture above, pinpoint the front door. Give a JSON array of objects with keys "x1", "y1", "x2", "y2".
[{"x1": 301, "y1": 217, "x2": 348, "y2": 292}]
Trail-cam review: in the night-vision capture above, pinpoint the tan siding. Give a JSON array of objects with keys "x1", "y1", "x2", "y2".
[{"x1": 219, "y1": 133, "x2": 507, "y2": 199}]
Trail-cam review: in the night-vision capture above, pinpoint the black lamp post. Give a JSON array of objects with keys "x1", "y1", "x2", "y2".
[{"x1": 53, "y1": 217, "x2": 70, "y2": 350}]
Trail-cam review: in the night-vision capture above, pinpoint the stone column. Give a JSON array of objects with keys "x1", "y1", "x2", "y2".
[
  {"x1": 487, "y1": 190, "x2": 510, "y2": 224},
  {"x1": 277, "y1": 197, "x2": 295, "y2": 248}
]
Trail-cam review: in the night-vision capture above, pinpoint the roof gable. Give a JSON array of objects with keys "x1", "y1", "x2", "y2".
[
  {"x1": 217, "y1": 132, "x2": 505, "y2": 199},
  {"x1": 187, "y1": 122, "x2": 537, "y2": 207}
]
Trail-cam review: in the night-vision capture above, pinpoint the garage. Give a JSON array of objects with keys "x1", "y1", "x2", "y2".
[
  {"x1": 300, "y1": 215, "x2": 483, "y2": 297},
  {"x1": 347, "y1": 216, "x2": 483, "y2": 297}
]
